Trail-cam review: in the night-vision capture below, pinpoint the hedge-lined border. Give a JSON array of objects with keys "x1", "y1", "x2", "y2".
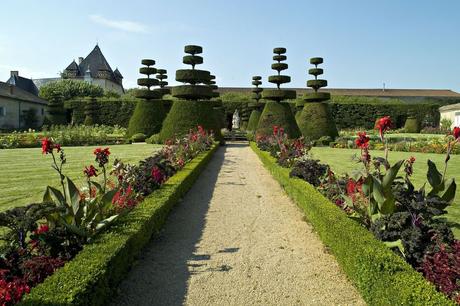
[
  {"x1": 250, "y1": 142, "x2": 453, "y2": 305},
  {"x1": 21, "y1": 144, "x2": 219, "y2": 306}
]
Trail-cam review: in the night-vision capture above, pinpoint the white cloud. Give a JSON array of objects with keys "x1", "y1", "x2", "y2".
[{"x1": 89, "y1": 15, "x2": 148, "y2": 33}]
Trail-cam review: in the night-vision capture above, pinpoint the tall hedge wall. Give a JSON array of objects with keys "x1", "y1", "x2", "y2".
[
  {"x1": 330, "y1": 103, "x2": 440, "y2": 129},
  {"x1": 67, "y1": 98, "x2": 440, "y2": 131},
  {"x1": 66, "y1": 98, "x2": 137, "y2": 127}
]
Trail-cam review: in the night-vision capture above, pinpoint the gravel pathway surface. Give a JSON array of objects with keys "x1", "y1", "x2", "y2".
[{"x1": 111, "y1": 142, "x2": 365, "y2": 306}]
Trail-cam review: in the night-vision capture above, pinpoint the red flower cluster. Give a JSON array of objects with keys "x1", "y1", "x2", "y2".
[
  {"x1": 94, "y1": 147, "x2": 110, "y2": 167},
  {"x1": 0, "y1": 277, "x2": 30, "y2": 305},
  {"x1": 112, "y1": 186, "x2": 137, "y2": 210},
  {"x1": 151, "y1": 166, "x2": 165, "y2": 184},
  {"x1": 197, "y1": 125, "x2": 206, "y2": 137},
  {"x1": 453, "y1": 127, "x2": 460, "y2": 141},
  {"x1": 355, "y1": 132, "x2": 370, "y2": 149},
  {"x1": 41, "y1": 137, "x2": 61, "y2": 155},
  {"x1": 346, "y1": 178, "x2": 363, "y2": 203},
  {"x1": 83, "y1": 165, "x2": 98, "y2": 178},
  {"x1": 375, "y1": 116, "x2": 392, "y2": 138}
]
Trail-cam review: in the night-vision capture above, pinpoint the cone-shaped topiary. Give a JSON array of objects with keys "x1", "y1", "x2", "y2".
[
  {"x1": 247, "y1": 76, "x2": 264, "y2": 132},
  {"x1": 297, "y1": 57, "x2": 338, "y2": 140},
  {"x1": 404, "y1": 116, "x2": 421, "y2": 133},
  {"x1": 127, "y1": 59, "x2": 166, "y2": 137},
  {"x1": 256, "y1": 48, "x2": 300, "y2": 138},
  {"x1": 83, "y1": 97, "x2": 99, "y2": 126},
  {"x1": 159, "y1": 45, "x2": 222, "y2": 142},
  {"x1": 45, "y1": 91, "x2": 66, "y2": 125}
]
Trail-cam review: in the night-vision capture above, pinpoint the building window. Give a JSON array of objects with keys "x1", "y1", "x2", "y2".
[{"x1": 0, "y1": 106, "x2": 5, "y2": 116}]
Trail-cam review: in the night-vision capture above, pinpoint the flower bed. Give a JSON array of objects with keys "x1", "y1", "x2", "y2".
[
  {"x1": 0, "y1": 126, "x2": 216, "y2": 305},
  {"x1": 20, "y1": 143, "x2": 218, "y2": 305},
  {"x1": 0, "y1": 125, "x2": 128, "y2": 149},
  {"x1": 251, "y1": 142, "x2": 453, "y2": 305},
  {"x1": 251, "y1": 122, "x2": 460, "y2": 304}
]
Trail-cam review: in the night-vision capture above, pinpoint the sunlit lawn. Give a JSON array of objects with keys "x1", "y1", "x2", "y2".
[
  {"x1": 311, "y1": 147, "x2": 460, "y2": 237},
  {"x1": 0, "y1": 143, "x2": 161, "y2": 211}
]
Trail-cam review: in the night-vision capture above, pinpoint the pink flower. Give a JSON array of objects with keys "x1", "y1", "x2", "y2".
[{"x1": 151, "y1": 166, "x2": 165, "y2": 184}]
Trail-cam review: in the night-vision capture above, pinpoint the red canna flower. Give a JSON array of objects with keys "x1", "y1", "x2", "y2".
[
  {"x1": 375, "y1": 116, "x2": 392, "y2": 139},
  {"x1": 453, "y1": 127, "x2": 460, "y2": 140},
  {"x1": 41, "y1": 137, "x2": 53, "y2": 154},
  {"x1": 54, "y1": 144, "x2": 61, "y2": 153},
  {"x1": 94, "y1": 147, "x2": 110, "y2": 167},
  {"x1": 273, "y1": 125, "x2": 279, "y2": 136},
  {"x1": 83, "y1": 165, "x2": 98, "y2": 178},
  {"x1": 355, "y1": 132, "x2": 370, "y2": 149}
]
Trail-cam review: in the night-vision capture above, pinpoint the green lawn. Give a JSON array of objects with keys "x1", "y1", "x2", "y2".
[
  {"x1": 311, "y1": 147, "x2": 460, "y2": 237},
  {"x1": 0, "y1": 144, "x2": 161, "y2": 211}
]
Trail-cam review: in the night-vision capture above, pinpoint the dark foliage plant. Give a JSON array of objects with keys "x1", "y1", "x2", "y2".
[{"x1": 289, "y1": 157, "x2": 329, "y2": 187}]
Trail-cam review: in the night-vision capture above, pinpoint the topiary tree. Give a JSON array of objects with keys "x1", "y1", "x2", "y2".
[
  {"x1": 127, "y1": 59, "x2": 167, "y2": 137},
  {"x1": 404, "y1": 115, "x2": 421, "y2": 133},
  {"x1": 247, "y1": 76, "x2": 264, "y2": 132},
  {"x1": 156, "y1": 69, "x2": 170, "y2": 98},
  {"x1": 83, "y1": 97, "x2": 99, "y2": 126},
  {"x1": 296, "y1": 57, "x2": 338, "y2": 140},
  {"x1": 159, "y1": 45, "x2": 223, "y2": 142},
  {"x1": 256, "y1": 48, "x2": 300, "y2": 138}
]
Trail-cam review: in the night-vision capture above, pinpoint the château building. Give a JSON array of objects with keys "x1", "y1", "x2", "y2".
[{"x1": 33, "y1": 45, "x2": 124, "y2": 94}]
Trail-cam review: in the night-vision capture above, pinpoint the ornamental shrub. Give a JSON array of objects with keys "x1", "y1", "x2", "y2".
[
  {"x1": 159, "y1": 45, "x2": 222, "y2": 142},
  {"x1": 297, "y1": 57, "x2": 338, "y2": 140},
  {"x1": 247, "y1": 76, "x2": 264, "y2": 132},
  {"x1": 404, "y1": 116, "x2": 421, "y2": 133},
  {"x1": 131, "y1": 133, "x2": 147, "y2": 142},
  {"x1": 256, "y1": 48, "x2": 300, "y2": 138},
  {"x1": 127, "y1": 59, "x2": 166, "y2": 137}
]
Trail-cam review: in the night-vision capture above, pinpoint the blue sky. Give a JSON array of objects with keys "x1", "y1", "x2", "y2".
[{"x1": 0, "y1": 0, "x2": 459, "y2": 91}]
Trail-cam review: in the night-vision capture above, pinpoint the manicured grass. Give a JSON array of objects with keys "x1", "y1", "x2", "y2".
[
  {"x1": 311, "y1": 147, "x2": 460, "y2": 237},
  {"x1": 0, "y1": 144, "x2": 161, "y2": 211}
]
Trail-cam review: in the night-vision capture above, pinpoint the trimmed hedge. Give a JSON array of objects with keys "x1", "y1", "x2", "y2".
[
  {"x1": 250, "y1": 142, "x2": 453, "y2": 305},
  {"x1": 159, "y1": 100, "x2": 223, "y2": 143},
  {"x1": 127, "y1": 100, "x2": 166, "y2": 137},
  {"x1": 66, "y1": 98, "x2": 137, "y2": 127},
  {"x1": 331, "y1": 103, "x2": 440, "y2": 129},
  {"x1": 246, "y1": 109, "x2": 262, "y2": 132},
  {"x1": 256, "y1": 101, "x2": 301, "y2": 138},
  {"x1": 297, "y1": 102, "x2": 339, "y2": 140},
  {"x1": 20, "y1": 144, "x2": 219, "y2": 306}
]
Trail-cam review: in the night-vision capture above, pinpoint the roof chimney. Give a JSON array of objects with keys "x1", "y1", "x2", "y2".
[
  {"x1": 10, "y1": 71, "x2": 18, "y2": 77},
  {"x1": 78, "y1": 57, "x2": 84, "y2": 64}
]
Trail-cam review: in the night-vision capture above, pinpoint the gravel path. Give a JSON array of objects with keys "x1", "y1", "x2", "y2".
[{"x1": 111, "y1": 142, "x2": 365, "y2": 306}]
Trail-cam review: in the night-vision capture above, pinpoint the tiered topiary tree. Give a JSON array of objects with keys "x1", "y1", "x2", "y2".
[
  {"x1": 256, "y1": 48, "x2": 300, "y2": 138},
  {"x1": 155, "y1": 69, "x2": 173, "y2": 114},
  {"x1": 127, "y1": 59, "x2": 167, "y2": 138},
  {"x1": 83, "y1": 97, "x2": 99, "y2": 126},
  {"x1": 296, "y1": 57, "x2": 338, "y2": 140},
  {"x1": 44, "y1": 90, "x2": 66, "y2": 125},
  {"x1": 159, "y1": 45, "x2": 222, "y2": 142},
  {"x1": 246, "y1": 76, "x2": 264, "y2": 132}
]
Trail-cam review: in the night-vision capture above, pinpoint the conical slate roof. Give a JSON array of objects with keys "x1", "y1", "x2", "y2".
[
  {"x1": 65, "y1": 60, "x2": 79, "y2": 71},
  {"x1": 63, "y1": 45, "x2": 122, "y2": 84}
]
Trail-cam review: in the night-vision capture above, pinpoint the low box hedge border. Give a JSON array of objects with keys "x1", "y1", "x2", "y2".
[
  {"x1": 250, "y1": 142, "x2": 453, "y2": 305},
  {"x1": 20, "y1": 144, "x2": 219, "y2": 306}
]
